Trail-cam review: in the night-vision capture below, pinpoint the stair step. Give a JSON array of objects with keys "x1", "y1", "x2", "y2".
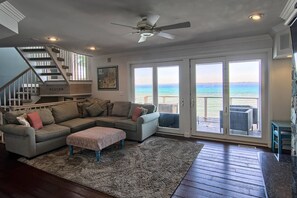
[
  {"x1": 57, "y1": 57, "x2": 64, "y2": 62},
  {"x1": 62, "y1": 65, "x2": 69, "y2": 69},
  {"x1": 51, "y1": 48, "x2": 60, "y2": 53},
  {"x1": 38, "y1": 73, "x2": 61, "y2": 76},
  {"x1": 66, "y1": 72, "x2": 72, "y2": 76},
  {"x1": 34, "y1": 65, "x2": 57, "y2": 69},
  {"x1": 29, "y1": 57, "x2": 51, "y2": 61},
  {"x1": 22, "y1": 48, "x2": 46, "y2": 52}
]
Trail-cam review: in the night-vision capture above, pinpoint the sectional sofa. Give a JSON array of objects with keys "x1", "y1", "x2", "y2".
[{"x1": 0, "y1": 99, "x2": 160, "y2": 158}]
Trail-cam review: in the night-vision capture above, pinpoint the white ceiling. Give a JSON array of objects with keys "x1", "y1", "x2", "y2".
[{"x1": 0, "y1": 0, "x2": 287, "y2": 55}]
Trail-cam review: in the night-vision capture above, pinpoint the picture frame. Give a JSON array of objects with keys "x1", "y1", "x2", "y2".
[{"x1": 97, "y1": 66, "x2": 119, "y2": 90}]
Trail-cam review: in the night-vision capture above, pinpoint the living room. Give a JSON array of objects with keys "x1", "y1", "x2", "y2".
[{"x1": 0, "y1": 0, "x2": 296, "y2": 197}]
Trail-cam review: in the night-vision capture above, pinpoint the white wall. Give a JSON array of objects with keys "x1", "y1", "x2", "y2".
[
  {"x1": 270, "y1": 58, "x2": 292, "y2": 121},
  {"x1": 91, "y1": 35, "x2": 272, "y2": 101},
  {"x1": 90, "y1": 34, "x2": 285, "y2": 146}
]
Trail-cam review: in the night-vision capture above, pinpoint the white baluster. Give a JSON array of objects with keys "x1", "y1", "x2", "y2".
[
  {"x1": 18, "y1": 78, "x2": 20, "y2": 107},
  {"x1": 13, "y1": 81, "x2": 16, "y2": 106},
  {"x1": 3, "y1": 88, "x2": 6, "y2": 109},
  {"x1": 8, "y1": 85, "x2": 11, "y2": 107}
]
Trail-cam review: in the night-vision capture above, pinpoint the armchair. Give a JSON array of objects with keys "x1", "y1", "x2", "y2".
[{"x1": 220, "y1": 108, "x2": 253, "y2": 134}]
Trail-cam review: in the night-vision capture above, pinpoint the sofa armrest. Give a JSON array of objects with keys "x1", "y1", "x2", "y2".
[
  {"x1": 0, "y1": 124, "x2": 35, "y2": 137},
  {"x1": 137, "y1": 112, "x2": 160, "y2": 124}
]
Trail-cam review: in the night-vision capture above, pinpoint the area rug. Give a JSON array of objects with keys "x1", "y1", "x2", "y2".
[{"x1": 19, "y1": 136, "x2": 203, "y2": 198}]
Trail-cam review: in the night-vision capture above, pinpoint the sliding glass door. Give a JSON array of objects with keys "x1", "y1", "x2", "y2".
[
  {"x1": 132, "y1": 62, "x2": 181, "y2": 133},
  {"x1": 191, "y1": 56, "x2": 263, "y2": 142},
  {"x1": 195, "y1": 62, "x2": 224, "y2": 134}
]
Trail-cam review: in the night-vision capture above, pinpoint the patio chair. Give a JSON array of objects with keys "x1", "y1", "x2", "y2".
[{"x1": 219, "y1": 108, "x2": 253, "y2": 135}]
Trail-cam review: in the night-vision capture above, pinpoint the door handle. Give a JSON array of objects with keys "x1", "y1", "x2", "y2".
[{"x1": 181, "y1": 98, "x2": 184, "y2": 107}]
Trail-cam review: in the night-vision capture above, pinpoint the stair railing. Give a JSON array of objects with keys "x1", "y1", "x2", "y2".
[
  {"x1": 51, "y1": 45, "x2": 90, "y2": 81},
  {"x1": 0, "y1": 68, "x2": 39, "y2": 111}
]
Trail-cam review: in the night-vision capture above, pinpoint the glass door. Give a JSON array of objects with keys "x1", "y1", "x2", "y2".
[
  {"x1": 191, "y1": 59, "x2": 227, "y2": 138},
  {"x1": 191, "y1": 56, "x2": 264, "y2": 143},
  {"x1": 157, "y1": 66, "x2": 180, "y2": 130},
  {"x1": 132, "y1": 62, "x2": 181, "y2": 134},
  {"x1": 228, "y1": 60, "x2": 261, "y2": 138}
]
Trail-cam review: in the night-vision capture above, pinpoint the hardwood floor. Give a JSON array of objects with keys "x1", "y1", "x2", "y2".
[{"x1": 0, "y1": 136, "x2": 269, "y2": 198}]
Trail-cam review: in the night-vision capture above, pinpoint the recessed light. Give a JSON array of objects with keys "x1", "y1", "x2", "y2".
[
  {"x1": 89, "y1": 46, "x2": 96, "y2": 51},
  {"x1": 249, "y1": 13, "x2": 263, "y2": 21},
  {"x1": 287, "y1": 55, "x2": 292, "y2": 58},
  {"x1": 48, "y1": 37, "x2": 58, "y2": 42}
]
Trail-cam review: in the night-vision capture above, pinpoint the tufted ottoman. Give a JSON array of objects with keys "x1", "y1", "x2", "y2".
[{"x1": 66, "y1": 126, "x2": 126, "y2": 161}]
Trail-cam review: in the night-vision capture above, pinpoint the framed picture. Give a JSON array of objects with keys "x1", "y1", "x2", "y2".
[{"x1": 97, "y1": 66, "x2": 119, "y2": 90}]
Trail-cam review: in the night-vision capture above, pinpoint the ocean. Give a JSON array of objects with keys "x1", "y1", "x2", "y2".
[{"x1": 135, "y1": 82, "x2": 259, "y2": 118}]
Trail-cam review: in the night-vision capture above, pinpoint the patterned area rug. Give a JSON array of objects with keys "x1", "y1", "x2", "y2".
[{"x1": 19, "y1": 136, "x2": 203, "y2": 198}]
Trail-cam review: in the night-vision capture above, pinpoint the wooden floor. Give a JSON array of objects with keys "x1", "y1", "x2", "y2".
[{"x1": 0, "y1": 136, "x2": 269, "y2": 198}]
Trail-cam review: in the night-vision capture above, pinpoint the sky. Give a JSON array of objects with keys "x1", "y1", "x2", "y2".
[{"x1": 134, "y1": 60, "x2": 260, "y2": 85}]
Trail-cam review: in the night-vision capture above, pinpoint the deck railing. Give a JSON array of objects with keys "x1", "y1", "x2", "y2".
[{"x1": 138, "y1": 95, "x2": 259, "y2": 118}]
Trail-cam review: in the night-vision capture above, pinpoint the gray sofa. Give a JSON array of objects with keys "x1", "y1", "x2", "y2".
[{"x1": 0, "y1": 99, "x2": 159, "y2": 158}]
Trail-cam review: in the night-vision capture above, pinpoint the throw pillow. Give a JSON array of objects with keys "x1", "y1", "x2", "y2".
[
  {"x1": 131, "y1": 107, "x2": 148, "y2": 121},
  {"x1": 86, "y1": 103, "x2": 104, "y2": 117},
  {"x1": 16, "y1": 113, "x2": 30, "y2": 127},
  {"x1": 132, "y1": 107, "x2": 143, "y2": 121},
  {"x1": 30, "y1": 109, "x2": 55, "y2": 125},
  {"x1": 77, "y1": 101, "x2": 93, "y2": 117},
  {"x1": 140, "y1": 107, "x2": 148, "y2": 115},
  {"x1": 27, "y1": 112, "x2": 43, "y2": 130}
]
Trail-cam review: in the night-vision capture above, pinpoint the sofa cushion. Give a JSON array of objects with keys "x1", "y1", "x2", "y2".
[
  {"x1": 34, "y1": 109, "x2": 55, "y2": 125},
  {"x1": 35, "y1": 124, "x2": 70, "y2": 143},
  {"x1": 93, "y1": 116, "x2": 127, "y2": 128},
  {"x1": 115, "y1": 119, "x2": 137, "y2": 131},
  {"x1": 27, "y1": 112, "x2": 43, "y2": 130},
  {"x1": 111, "y1": 101, "x2": 131, "y2": 117},
  {"x1": 52, "y1": 102, "x2": 80, "y2": 123},
  {"x1": 86, "y1": 103, "x2": 104, "y2": 117},
  {"x1": 128, "y1": 103, "x2": 156, "y2": 118},
  {"x1": 58, "y1": 118, "x2": 96, "y2": 133},
  {"x1": 4, "y1": 110, "x2": 26, "y2": 124}
]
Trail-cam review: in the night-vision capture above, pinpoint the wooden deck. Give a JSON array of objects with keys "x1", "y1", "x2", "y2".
[
  {"x1": 0, "y1": 135, "x2": 268, "y2": 198},
  {"x1": 197, "y1": 117, "x2": 262, "y2": 138}
]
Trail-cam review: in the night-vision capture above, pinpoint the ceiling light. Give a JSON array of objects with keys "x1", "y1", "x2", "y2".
[
  {"x1": 89, "y1": 46, "x2": 96, "y2": 51},
  {"x1": 249, "y1": 13, "x2": 263, "y2": 21},
  {"x1": 48, "y1": 37, "x2": 58, "y2": 42},
  {"x1": 141, "y1": 32, "x2": 154, "y2": 37},
  {"x1": 287, "y1": 55, "x2": 292, "y2": 58}
]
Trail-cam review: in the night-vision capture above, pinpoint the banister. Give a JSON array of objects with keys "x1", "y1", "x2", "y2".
[{"x1": 0, "y1": 68, "x2": 31, "y2": 93}]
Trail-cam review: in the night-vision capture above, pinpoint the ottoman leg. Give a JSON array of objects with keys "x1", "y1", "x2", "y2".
[
  {"x1": 69, "y1": 145, "x2": 74, "y2": 157},
  {"x1": 95, "y1": 150, "x2": 101, "y2": 162},
  {"x1": 120, "y1": 139, "x2": 125, "y2": 149}
]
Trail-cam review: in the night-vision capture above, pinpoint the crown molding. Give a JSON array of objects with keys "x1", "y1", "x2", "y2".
[
  {"x1": 0, "y1": 1, "x2": 25, "y2": 22},
  {"x1": 280, "y1": 0, "x2": 297, "y2": 21}
]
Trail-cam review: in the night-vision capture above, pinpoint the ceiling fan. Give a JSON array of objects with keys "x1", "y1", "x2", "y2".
[{"x1": 111, "y1": 14, "x2": 191, "y2": 43}]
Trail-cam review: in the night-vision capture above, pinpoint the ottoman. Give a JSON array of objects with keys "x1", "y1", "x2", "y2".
[{"x1": 66, "y1": 126, "x2": 126, "y2": 161}]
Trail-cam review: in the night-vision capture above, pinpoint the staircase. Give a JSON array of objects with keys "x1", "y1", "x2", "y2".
[
  {"x1": 0, "y1": 69, "x2": 40, "y2": 110},
  {"x1": 0, "y1": 45, "x2": 92, "y2": 112},
  {"x1": 16, "y1": 46, "x2": 72, "y2": 84}
]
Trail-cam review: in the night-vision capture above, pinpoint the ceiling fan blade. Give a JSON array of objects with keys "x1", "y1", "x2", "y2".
[
  {"x1": 111, "y1": 22, "x2": 136, "y2": 29},
  {"x1": 155, "y1": 21, "x2": 191, "y2": 31},
  {"x1": 138, "y1": 36, "x2": 147, "y2": 43},
  {"x1": 146, "y1": 14, "x2": 160, "y2": 26},
  {"x1": 157, "y1": 32, "x2": 175, "y2": 39}
]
